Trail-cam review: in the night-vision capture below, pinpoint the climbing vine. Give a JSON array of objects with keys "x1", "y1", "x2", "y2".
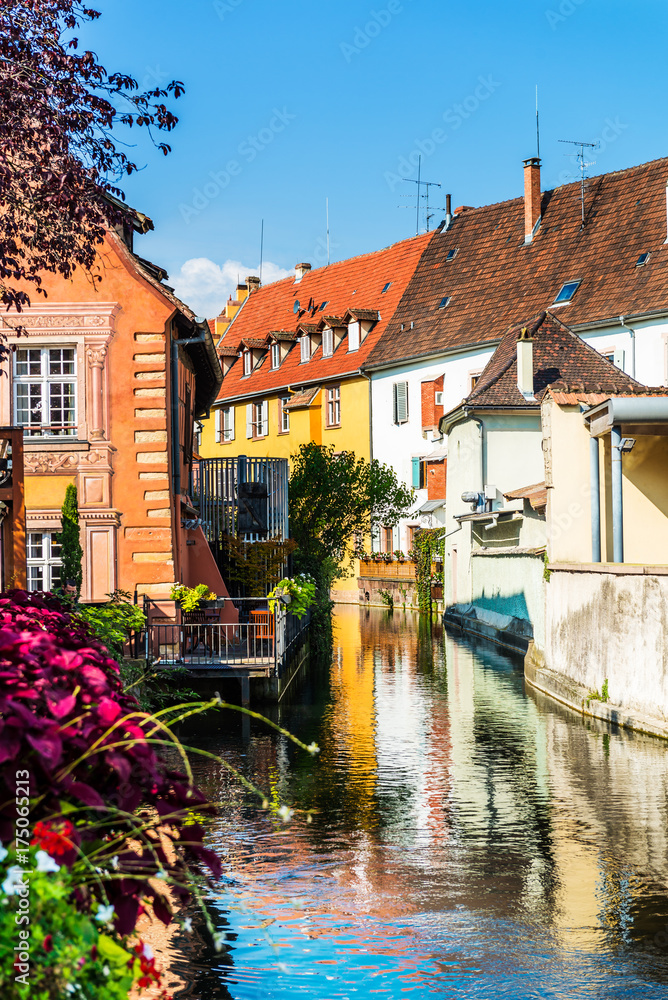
[{"x1": 413, "y1": 527, "x2": 443, "y2": 615}]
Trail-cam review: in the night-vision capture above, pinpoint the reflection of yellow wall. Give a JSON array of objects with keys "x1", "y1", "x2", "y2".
[
  {"x1": 327, "y1": 606, "x2": 377, "y2": 828},
  {"x1": 199, "y1": 378, "x2": 371, "y2": 593},
  {"x1": 25, "y1": 475, "x2": 75, "y2": 510},
  {"x1": 546, "y1": 399, "x2": 668, "y2": 564}
]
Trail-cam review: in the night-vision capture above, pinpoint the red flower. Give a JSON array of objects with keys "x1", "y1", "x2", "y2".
[
  {"x1": 42, "y1": 935, "x2": 53, "y2": 952},
  {"x1": 32, "y1": 819, "x2": 74, "y2": 857}
]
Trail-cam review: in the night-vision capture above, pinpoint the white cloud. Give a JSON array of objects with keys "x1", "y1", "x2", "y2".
[{"x1": 171, "y1": 257, "x2": 292, "y2": 319}]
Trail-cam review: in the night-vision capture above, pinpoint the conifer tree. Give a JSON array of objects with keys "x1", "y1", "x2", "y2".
[{"x1": 59, "y1": 484, "x2": 83, "y2": 599}]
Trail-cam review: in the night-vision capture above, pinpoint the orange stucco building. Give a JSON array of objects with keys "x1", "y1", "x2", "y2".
[{"x1": 0, "y1": 210, "x2": 226, "y2": 609}]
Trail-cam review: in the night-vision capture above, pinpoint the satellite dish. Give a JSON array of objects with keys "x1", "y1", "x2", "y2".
[{"x1": 293, "y1": 300, "x2": 300, "y2": 314}]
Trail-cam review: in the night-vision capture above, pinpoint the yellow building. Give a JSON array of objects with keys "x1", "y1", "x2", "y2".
[{"x1": 199, "y1": 234, "x2": 432, "y2": 600}]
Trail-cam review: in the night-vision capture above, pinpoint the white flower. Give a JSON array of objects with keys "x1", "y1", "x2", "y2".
[
  {"x1": 95, "y1": 903, "x2": 115, "y2": 924},
  {"x1": 182, "y1": 917, "x2": 193, "y2": 933},
  {"x1": 2, "y1": 866, "x2": 26, "y2": 895},
  {"x1": 0, "y1": 843, "x2": 8, "y2": 863},
  {"x1": 102, "y1": 966, "x2": 110, "y2": 977},
  {"x1": 35, "y1": 850, "x2": 60, "y2": 873},
  {"x1": 110, "y1": 856, "x2": 119, "y2": 871},
  {"x1": 306, "y1": 742, "x2": 320, "y2": 755},
  {"x1": 66, "y1": 985, "x2": 76, "y2": 994},
  {"x1": 141, "y1": 943, "x2": 153, "y2": 960},
  {"x1": 277, "y1": 805, "x2": 293, "y2": 823}
]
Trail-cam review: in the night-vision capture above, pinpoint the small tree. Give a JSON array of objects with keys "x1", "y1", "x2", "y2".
[
  {"x1": 59, "y1": 483, "x2": 83, "y2": 598},
  {"x1": 289, "y1": 443, "x2": 414, "y2": 592}
]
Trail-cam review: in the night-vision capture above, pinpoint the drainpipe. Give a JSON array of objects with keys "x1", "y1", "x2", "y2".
[
  {"x1": 619, "y1": 315, "x2": 636, "y2": 378},
  {"x1": 464, "y1": 409, "x2": 485, "y2": 511},
  {"x1": 590, "y1": 436, "x2": 601, "y2": 562},
  {"x1": 358, "y1": 370, "x2": 373, "y2": 461},
  {"x1": 171, "y1": 335, "x2": 181, "y2": 501},
  {"x1": 611, "y1": 425, "x2": 624, "y2": 562}
]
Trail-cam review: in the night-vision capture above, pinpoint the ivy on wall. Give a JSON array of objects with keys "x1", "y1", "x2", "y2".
[{"x1": 413, "y1": 527, "x2": 443, "y2": 615}]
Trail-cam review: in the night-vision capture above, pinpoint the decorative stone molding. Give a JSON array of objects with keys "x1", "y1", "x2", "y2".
[{"x1": 24, "y1": 452, "x2": 79, "y2": 474}]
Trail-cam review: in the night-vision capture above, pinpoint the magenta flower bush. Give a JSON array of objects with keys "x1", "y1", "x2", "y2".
[{"x1": 0, "y1": 590, "x2": 221, "y2": 936}]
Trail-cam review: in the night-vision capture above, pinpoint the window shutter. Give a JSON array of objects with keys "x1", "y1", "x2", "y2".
[
  {"x1": 215, "y1": 408, "x2": 222, "y2": 442},
  {"x1": 226, "y1": 406, "x2": 235, "y2": 441},
  {"x1": 300, "y1": 336, "x2": 310, "y2": 362},
  {"x1": 348, "y1": 322, "x2": 360, "y2": 352},
  {"x1": 246, "y1": 403, "x2": 253, "y2": 438},
  {"x1": 613, "y1": 347, "x2": 625, "y2": 370},
  {"x1": 261, "y1": 400, "x2": 269, "y2": 436},
  {"x1": 393, "y1": 382, "x2": 408, "y2": 423},
  {"x1": 411, "y1": 456, "x2": 421, "y2": 489}
]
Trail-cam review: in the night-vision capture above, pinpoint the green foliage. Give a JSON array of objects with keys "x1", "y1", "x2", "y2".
[
  {"x1": 75, "y1": 590, "x2": 145, "y2": 663},
  {"x1": 543, "y1": 551, "x2": 552, "y2": 582},
  {"x1": 222, "y1": 534, "x2": 297, "y2": 597},
  {"x1": 289, "y1": 442, "x2": 414, "y2": 590},
  {"x1": 118, "y1": 659, "x2": 199, "y2": 714},
  {"x1": 413, "y1": 527, "x2": 443, "y2": 615},
  {"x1": 267, "y1": 575, "x2": 316, "y2": 619},
  {"x1": 601, "y1": 678, "x2": 609, "y2": 703},
  {"x1": 0, "y1": 848, "x2": 136, "y2": 1000},
  {"x1": 378, "y1": 589, "x2": 394, "y2": 609},
  {"x1": 57, "y1": 484, "x2": 83, "y2": 599},
  {"x1": 170, "y1": 583, "x2": 216, "y2": 611},
  {"x1": 585, "y1": 680, "x2": 609, "y2": 707}
]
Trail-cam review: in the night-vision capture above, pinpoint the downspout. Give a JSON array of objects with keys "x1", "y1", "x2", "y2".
[
  {"x1": 464, "y1": 408, "x2": 485, "y2": 511},
  {"x1": 358, "y1": 369, "x2": 373, "y2": 461},
  {"x1": 590, "y1": 436, "x2": 601, "y2": 562},
  {"x1": 619, "y1": 315, "x2": 636, "y2": 378},
  {"x1": 611, "y1": 425, "x2": 624, "y2": 562}
]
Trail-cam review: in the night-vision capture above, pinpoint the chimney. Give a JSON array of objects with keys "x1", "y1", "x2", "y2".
[
  {"x1": 295, "y1": 262, "x2": 311, "y2": 282},
  {"x1": 517, "y1": 326, "x2": 535, "y2": 398},
  {"x1": 523, "y1": 156, "x2": 542, "y2": 243},
  {"x1": 444, "y1": 193, "x2": 452, "y2": 231},
  {"x1": 246, "y1": 275, "x2": 260, "y2": 293}
]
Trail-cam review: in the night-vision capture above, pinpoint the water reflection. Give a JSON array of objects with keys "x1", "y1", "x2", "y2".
[{"x1": 169, "y1": 606, "x2": 668, "y2": 998}]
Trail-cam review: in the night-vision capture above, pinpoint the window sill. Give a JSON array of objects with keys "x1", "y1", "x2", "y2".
[
  {"x1": 23, "y1": 439, "x2": 90, "y2": 452},
  {"x1": 277, "y1": 430, "x2": 290, "y2": 436},
  {"x1": 326, "y1": 424, "x2": 341, "y2": 430}
]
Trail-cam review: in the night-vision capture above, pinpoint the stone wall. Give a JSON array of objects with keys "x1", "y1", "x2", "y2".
[
  {"x1": 544, "y1": 565, "x2": 668, "y2": 722},
  {"x1": 471, "y1": 550, "x2": 545, "y2": 648}
]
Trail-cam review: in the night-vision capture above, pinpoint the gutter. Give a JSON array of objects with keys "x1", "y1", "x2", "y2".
[
  {"x1": 362, "y1": 338, "x2": 501, "y2": 374},
  {"x1": 212, "y1": 366, "x2": 367, "y2": 408}
]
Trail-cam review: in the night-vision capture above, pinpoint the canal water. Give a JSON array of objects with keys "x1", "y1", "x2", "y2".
[{"x1": 170, "y1": 606, "x2": 668, "y2": 999}]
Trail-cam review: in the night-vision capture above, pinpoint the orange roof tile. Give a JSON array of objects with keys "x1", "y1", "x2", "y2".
[{"x1": 213, "y1": 231, "x2": 434, "y2": 403}]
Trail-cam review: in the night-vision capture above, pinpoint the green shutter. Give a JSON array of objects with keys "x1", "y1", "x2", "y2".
[{"x1": 411, "y1": 456, "x2": 421, "y2": 489}]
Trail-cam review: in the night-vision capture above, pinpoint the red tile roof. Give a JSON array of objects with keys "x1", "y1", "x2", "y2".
[
  {"x1": 365, "y1": 156, "x2": 668, "y2": 368},
  {"x1": 213, "y1": 231, "x2": 433, "y2": 403},
  {"x1": 463, "y1": 311, "x2": 645, "y2": 409},
  {"x1": 283, "y1": 386, "x2": 320, "y2": 410},
  {"x1": 503, "y1": 482, "x2": 548, "y2": 511}
]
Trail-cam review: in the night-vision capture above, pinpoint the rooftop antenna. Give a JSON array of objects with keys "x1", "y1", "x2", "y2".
[
  {"x1": 326, "y1": 197, "x2": 330, "y2": 266},
  {"x1": 535, "y1": 84, "x2": 540, "y2": 158},
  {"x1": 259, "y1": 218, "x2": 264, "y2": 285},
  {"x1": 424, "y1": 181, "x2": 445, "y2": 231},
  {"x1": 558, "y1": 138, "x2": 599, "y2": 227},
  {"x1": 399, "y1": 156, "x2": 442, "y2": 234}
]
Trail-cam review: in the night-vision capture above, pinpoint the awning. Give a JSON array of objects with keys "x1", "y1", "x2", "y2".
[{"x1": 414, "y1": 499, "x2": 445, "y2": 514}]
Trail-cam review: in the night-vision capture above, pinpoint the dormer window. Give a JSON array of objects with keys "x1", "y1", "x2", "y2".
[
  {"x1": 243, "y1": 350, "x2": 252, "y2": 375},
  {"x1": 322, "y1": 328, "x2": 334, "y2": 357},
  {"x1": 348, "y1": 321, "x2": 360, "y2": 352},
  {"x1": 300, "y1": 335, "x2": 311, "y2": 362},
  {"x1": 553, "y1": 280, "x2": 581, "y2": 305},
  {"x1": 271, "y1": 343, "x2": 281, "y2": 369}
]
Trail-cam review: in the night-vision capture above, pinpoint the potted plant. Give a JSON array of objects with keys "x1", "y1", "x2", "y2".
[
  {"x1": 382, "y1": 552, "x2": 393, "y2": 563},
  {"x1": 360, "y1": 552, "x2": 371, "y2": 562},
  {"x1": 170, "y1": 583, "x2": 220, "y2": 612},
  {"x1": 268, "y1": 575, "x2": 316, "y2": 619},
  {"x1": 394, "y1": 549, "x2": 406, "y2": 562},
  {"x1": 373, "y1": 552, "x2": 384, "y2": 563}
]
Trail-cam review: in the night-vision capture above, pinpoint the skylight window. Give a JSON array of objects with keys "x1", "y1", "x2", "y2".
[
  {"x1": 438, "y1": 296, "x2": 450, "y2": 309},
  {"x1": 636, "y1": 252, "x2": 650, "y2": 266},
  {"x1": 553, "y1": 280, "x2": 581, "y2": 305},
  {"x1": 319, "y1": 300, "x2": 329, "y2": 311},
  {"x1": 381, "y1": 282, "x2": 392, "y2": 293},
  {"x1": 446, "y1": 248, "x2": 458, "y2": 262}
]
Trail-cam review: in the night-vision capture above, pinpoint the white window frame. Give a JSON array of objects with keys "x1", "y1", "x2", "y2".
[
  {"x1": 322, "y1": 328, "x2": 334, "y2": 358},
  {"x1": 392, "y1": 381, "x2": 409, "y2": 424},
  {"x1": 271, "y1": 343, "x2": 281, "y2": 369},
  {"x1": 27, "y1": 531, "x2": 62, "y2": 592},
  {"x1": 253, "y1": 399, "x2": 269, "y2": 437},
  {"x1": 217, "y1": 405, "x2": 235, "y2": 442},
  {"x1": 300, "y1": 336, "x2": 311, "y2": 363},
  {"x1": 279, "y1": 397, "x2": 290, "y2": 433},
  {"x1": 327, "y1": 385, "x2": 341, "y2": 427},
  {"x1": 13, "y1": 346, "x2": 77, "y2": 437},
  {"x1": 348, "y1": 321, "x2": 360, "y2": 352},
  {"x1": 243, "y1": 351, "x2": 252, "y2": 375}
]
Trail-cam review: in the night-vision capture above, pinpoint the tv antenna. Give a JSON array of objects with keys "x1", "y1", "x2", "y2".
[
  {"x1": 558, "y1": 138, "x2": 599, "y2": 227},
  {"x1": 398, "y1": 156, "x2": 443, "y2": 234},
  {"x1": 259, "y1": 218, "x2": 264, "y2": 285}
]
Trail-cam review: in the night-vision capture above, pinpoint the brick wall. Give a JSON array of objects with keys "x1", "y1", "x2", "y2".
[
  {"x1": 421, "y1": 374, "x2": 444, "y2": 430},
  {"x1": 426, "y1": 458, "x2": 446, "y2": 500}
]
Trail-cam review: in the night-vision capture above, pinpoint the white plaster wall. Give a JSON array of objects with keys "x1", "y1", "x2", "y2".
[
  {"x1": 545, "y1": 569, "x2": 668, "y2": 721},
  {"x1": 578, "y1": 316, "x2": 668, "y2": 387},
  {"x1": 370, "y1": 346, "x2": 494, "y2": 549},
  {"x1": 471, "y1": 552, "x2": 545, "y2": 647}
]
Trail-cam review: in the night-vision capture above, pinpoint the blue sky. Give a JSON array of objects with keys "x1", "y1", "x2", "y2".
[{"x1": 82, "y1": 0, "x2": 668, "y2": 316}]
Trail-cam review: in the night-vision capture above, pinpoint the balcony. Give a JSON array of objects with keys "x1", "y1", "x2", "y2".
[{"x1": 358, "y1": 559, "x2": 416, "y2": 580}]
